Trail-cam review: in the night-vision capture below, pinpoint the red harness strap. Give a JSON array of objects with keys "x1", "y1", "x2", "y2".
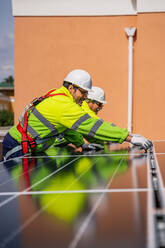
[
  {"x1": 17, "y1": 117, "x2": 36, "y2": 154},
  {"x1": 17, "y1": 89, "x2": 68, "y2": 155},
  {"x1": 43, "y1": 88, "x2": 67, "y2": 98}
]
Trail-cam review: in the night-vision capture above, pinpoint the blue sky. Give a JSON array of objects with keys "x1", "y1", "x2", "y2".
[{"x1": 0, "y1": 0, "x2": 14, "y2": 82}]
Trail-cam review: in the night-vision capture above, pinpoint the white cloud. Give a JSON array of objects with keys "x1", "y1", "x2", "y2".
[
  {"x1": 2, "y1": 64, "x2": 14, "y2": 73},
  {"x1": 7, "y1": 33, "x2": 14, "y2": 40},
  {"x1": 0, "y1": 33, "x2": 14, "y2": 81},
  {"x1": 0, "y1": 33, "x2": 13, "y2": 50},
  {"x1": 0, "y1": 64, "x2": 14, "y2": 81}
]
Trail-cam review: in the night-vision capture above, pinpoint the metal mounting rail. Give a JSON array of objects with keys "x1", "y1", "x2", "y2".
[{"x1": 148, "y1": 146, "x2": 165, "y2": 248}]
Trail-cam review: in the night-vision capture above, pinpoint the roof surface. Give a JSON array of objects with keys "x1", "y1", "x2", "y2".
[{"x1": 0, "y1": 82, "x2": 14, "y2": 88}]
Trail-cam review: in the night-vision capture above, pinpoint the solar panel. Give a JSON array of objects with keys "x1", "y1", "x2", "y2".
[{"x1": 0, "y1": 142, "x2": 164, "y2": 248}]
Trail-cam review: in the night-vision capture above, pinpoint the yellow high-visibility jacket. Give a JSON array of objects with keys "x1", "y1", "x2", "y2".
[
  {"x1": 81, "y1": 101, "x2": 99, "y2": 119},
  {"x1": 9, "y1": 86, "x2": 128, "y2": 151}
]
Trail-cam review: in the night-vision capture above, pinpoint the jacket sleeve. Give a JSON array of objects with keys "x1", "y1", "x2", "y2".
[
  {"x1": 60, "y1": 100, "x2": 129, "y2": 144},
  {"x1": 63, "y1": 129, "x2": 85, "y2": 147}
]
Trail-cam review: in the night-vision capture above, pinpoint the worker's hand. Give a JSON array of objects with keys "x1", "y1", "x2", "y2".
[
  {"x1": 74, "y1": 146, "x2": 83, "y2": 153},
  {"x1": 130, "y1": 135, "x2": 152, "y2": 150},
  {"x1": 82, "y1": 143, "x2": 104, "y2": 151},
  {"x1": 68, "y1": 143, "x2": 83, "y2": 153}
]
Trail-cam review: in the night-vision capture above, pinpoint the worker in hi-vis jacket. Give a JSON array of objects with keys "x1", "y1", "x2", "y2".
[
  {"x1": 2, "y1": 69, "x2": 152, "y2": 160},
  {"x1": 53, "y1": 86, "x2": 105, "y2": 147},
  {"x1": 54, "y1": 86, "x2": 108, "y2": 148},
  {"x1": 81, "y1": 86, "x2": 106, "y2": 119}
]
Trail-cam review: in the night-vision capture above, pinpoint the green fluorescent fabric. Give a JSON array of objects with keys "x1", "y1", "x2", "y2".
[
  {"x1": 88, "y1": 119, "x2": 104, "y2": 137},
  {"x1": 9, "y1": 86, "x2": 129, "y2": 151}
]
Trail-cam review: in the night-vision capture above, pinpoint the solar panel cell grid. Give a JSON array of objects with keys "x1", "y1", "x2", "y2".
[{"x1": 0, "y1": 142, "x2": 164, "y2": 247}]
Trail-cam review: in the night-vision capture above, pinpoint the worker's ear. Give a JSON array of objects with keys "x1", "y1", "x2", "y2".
[
  {"x1": 68, "y1": 84, "x2": 73, "y2": 91},
  {"x1": 68, "y1": 84, "x2": 74, "y2": 94}
]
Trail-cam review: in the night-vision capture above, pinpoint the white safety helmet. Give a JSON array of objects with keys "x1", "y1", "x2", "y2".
[
  {"x1": 87, "y1": 86, "x2": 107, "y2": 104},
  {"x1": 64, "y1": 69, "x2": 92, "y2": 92}
]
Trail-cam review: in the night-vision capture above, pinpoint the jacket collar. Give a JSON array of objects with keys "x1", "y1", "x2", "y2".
[{"x1": 60, "y1": 86, "x2": 74, "y2": 101}]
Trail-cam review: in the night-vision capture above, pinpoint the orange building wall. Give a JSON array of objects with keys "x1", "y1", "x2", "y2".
[
  {"x1": 14, "y1": 16, "x2": 136, "y2": 127},
  {"x1": 134, "y1": 13, "x2": 165, "y2": 140},
  {"x1": 14, "y1": 14, "x2": 165, "y2": 140}
]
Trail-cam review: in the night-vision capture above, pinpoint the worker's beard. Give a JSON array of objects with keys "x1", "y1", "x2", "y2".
[
  {"x1": 75, "y1": 96, "x2": 85, "y2": 105},
  {"x1": 73, "y1": 89, "x2": 84, "y2": 105},
  {"x1": 78, "y1": 97, "x2": 85, "y2": 106}
]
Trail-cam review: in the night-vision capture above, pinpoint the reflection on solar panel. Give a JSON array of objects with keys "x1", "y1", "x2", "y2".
[{"x1": 0, "y1": 142, "x2": 165, "y2": 248}]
